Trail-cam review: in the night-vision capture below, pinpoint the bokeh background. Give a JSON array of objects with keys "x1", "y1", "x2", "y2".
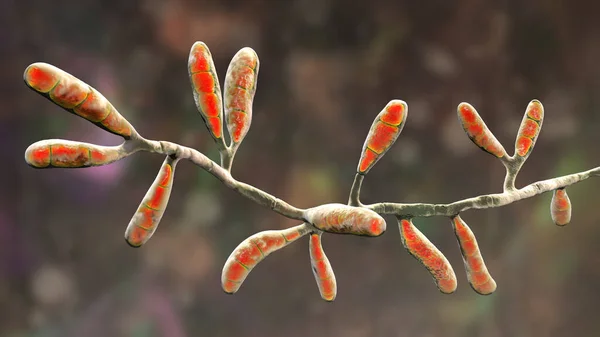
[{"x1": 2, "y1": 0, "x2": 600, "y2": 336}]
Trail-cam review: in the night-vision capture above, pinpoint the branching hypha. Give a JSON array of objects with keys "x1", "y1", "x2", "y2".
[{"x1": 22, "y1": 41, "x2": 593, "y2": 301}]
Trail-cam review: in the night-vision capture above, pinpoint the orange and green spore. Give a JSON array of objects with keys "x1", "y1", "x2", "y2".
[
  {"x1": 125, "y1": 158, "x2": 177, "y2": 248},
  {"x1": 451, "y1": 216, "x2": 496, "y2": 295},
  {"x1": 188, "y1": 42, "x2": 224, "y2": 141},
  {"x1": 515, "y1": 100, "x2": 544, "y2": 157},
  {"x1": 357, "y1": 100, "x2": 407, "y2": 174},
  {"x1": 457, "y1": 102, "x2": 507, "y2": 158},
  {"x1": 551, "y1": 188, "x2": 571, "y2": 226},
  {"x1": 309, "y1": 233, "x2": 336, "y2": 301},
  {"x1": 224, "y1": 47, "x2": 259, "y2": 145},
  {"x1": 221, "y1": 225, "x2": 309, "y2": 294},
  {"x1": 399, "y1": 218, "x2": 457, "y2": 294},
  {"x1": 23, "y1": 63, "x2": 137, "y2": 139},
  {"x1": 25, "y1": 140, "x2": 122, "y2": 168}
]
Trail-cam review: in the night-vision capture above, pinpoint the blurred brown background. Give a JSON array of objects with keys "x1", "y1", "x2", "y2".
[{"x1": 2, "y1": 0, "x2": 600, "y2": 336}]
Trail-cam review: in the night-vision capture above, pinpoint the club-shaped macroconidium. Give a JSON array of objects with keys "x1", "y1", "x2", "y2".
[
  {"x1": 224, "y1": 47, "x2": 259, "y2": 151},
  {"x1": 221, "y1": 223, "x2": 311, "y2": 294},
  {"x1": 398, "y1": 218, "x2": 457, "y2": 294},
  {"x1": 514, "y1": 99, "x2": 544, "y2": 159},
  {"x1": 125, "y1": 156, "x2": 179, "y2": 247},
  {"x1": 550, "y1": 188, "x2": 572, "y2": 226},
  {"x1": 25, "y1": 139, "x2": 128, "y2": 168},
  {"x1": 309, "y1": 232, "x2": 337, "y2": 301},
  {"x1": 304, "y1": 203, "x2": 386, "y2": 236},
  {"x1": 23, "y1": 63, "x2": 139, "y2": 140},
  {"x1": 188, "y1": 42, "x2": 226, "y2": 150},
  {"x1": 357, "y1": 100, "x2": 408, "y2": 174},
  {"x1": 348, "y1": 100, "x2": 407, "y2": 207},
  {"x1": 457, "y1": 102, "x2": 507, "y2": 159},
  {"x1": 451, "y1": 215, "x2": 497, "y2": 295}
]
